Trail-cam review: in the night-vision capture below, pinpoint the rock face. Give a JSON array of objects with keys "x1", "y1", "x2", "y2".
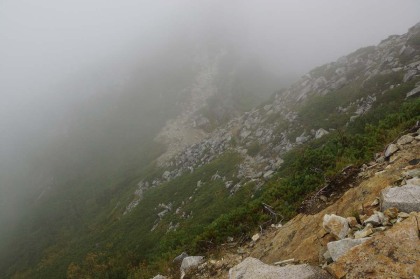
[
  {"x1": 152, "y1": 275, "x2": 167, "y2": 279},
  {"x1": 322, "y1": 214, "x2": 350, "y2": 239},
  {"x1": 180, "y1": 256, "x2": 204, "y2": 279},
  {"x1": 381, "y1": 185, "x2": 420, "y2": 212},
  {"x1": 327, "y1": 238, "x2": 370, "y2": 261},
  {"x1": 327, "y1": 213, "x2": 420, "y2": 279},
  {"x1": 229, "y1": 257, "x2": 331, "y2": 279}
]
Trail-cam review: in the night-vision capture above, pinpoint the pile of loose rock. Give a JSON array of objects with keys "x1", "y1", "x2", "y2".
[{"x1": 322, "y1": 164, "x2": 420, "y2": 266}]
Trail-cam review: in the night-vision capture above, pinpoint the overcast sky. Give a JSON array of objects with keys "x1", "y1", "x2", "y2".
[
  {"x1": 1, "y1": 0, "x2": 419, "y2": 99},
  {"x1": 0, "y1": 0, "x2": 419, "y2": 160}
]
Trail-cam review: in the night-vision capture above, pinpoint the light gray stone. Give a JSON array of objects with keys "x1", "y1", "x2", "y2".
[
  {"x1": 363, "y1": 214, "x2": 380, "y2": 226},
  {"x1": 263, "y1": 170, "x2": 275, "y2": 181},
  {"x1": 180, "y1": 256, "x2": 204, "y2": 279},
  {"x1": 315, "y1": 128, "x2": 329, "y2": 139},
  {"x1": 323, "y1": 214, "x2": 350, "y2": 239},
  {"x1": 162, "y1": 171, "x2": 171, "y2": 180},
  {"x1": 229, "y1": 257, "x2": 332, "y2": 279},
  {"x1": 384, "y1": 144, "x2": 399, "y2": 158},
  {"x1": 406, "y1": 85, "x2": 420, "y2": 98},
  {"x1": 151, "y1": 275, "x2": 167, "y2": 279},
  {"x1": 406, "y1": 177, "x2": 420, "y2": 187},
  {"x1": 327, "y1": 238, "x2": 370, "y2": 261},
  {"x1": 381, "y1": 185, "x2": 420, "y2": 212},
  {"x1": 397, "y1": 134, "x2": 414, "y2": 145},
  {"x1": 403, "y1": 69, "x2": 418, "y2": 82}
]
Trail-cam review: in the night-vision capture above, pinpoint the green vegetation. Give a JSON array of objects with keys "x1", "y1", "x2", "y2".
[
  {"x1": 297, "y1": 72, "x2": 406, "y2": 129},
  {"x1": 13, "y1": 77, "x2": 418, "y2": 279}
]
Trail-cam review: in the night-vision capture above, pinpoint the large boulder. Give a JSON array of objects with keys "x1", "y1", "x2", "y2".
[
  {"x1": 384, "y1": 144, "x2": 399, "y2": 158},
  {"x1": 322, "y1": 214, "x2": 350, "y2": 239},
  {"x1": 396, "y1": 134, "x2": 414, "y2": 145},
  {"x1": 180, "y1": 256, "x2": 204, "y2": 279},
  {"x1": 327, "y1": 238, "x2": 370, "y2": 261},
  {"x1": 229, "y1": 257, "x2": 331, "y2": 279},
  {"x1": 381, "y1": 185, "x2": 420, "y2": 212},
  {"x1": 151, "y1": 275, "x2": 167, "y2": 279}
]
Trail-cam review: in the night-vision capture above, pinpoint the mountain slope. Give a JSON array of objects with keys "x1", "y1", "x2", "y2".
[{"x1": 2, "y1": 23, "x2": 420, "y2": 279}]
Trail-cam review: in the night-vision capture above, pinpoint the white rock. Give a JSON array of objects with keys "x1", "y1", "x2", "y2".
[
  {"x1": 384, "y1": 144, "x2": 399, "y2": 158},
  {"x1": 381, "y1": 185, "x2": 420, "y2": 213},
  {"x1": 406, "y1": 177, "x2": 420, "y2": 187},
  {"x1": 397, "y1": 134, "x2": 414, "y2": 145},
  {"x1": 327, "y1": 238, "x2": 370, "y2": 261},
  {"x1": 251, "y1": 233, "x2": 260, "y2": 242},
  {"x1": 323, "y1": 214, "x2": 350, "y2": 239},
  {"x1": 180, "y1": 256, "x2": 204, "y2": 279},
  {"x1": 315, "y1": 128, "x2": 329, "y2": 139},
  {"x1": 364, "y1": 213, "x2": 381, "y2": 226}
]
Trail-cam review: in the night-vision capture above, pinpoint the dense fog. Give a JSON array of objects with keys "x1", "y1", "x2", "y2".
[{"x1": 1, "y1": 0, "x2": 419, "y2": 245}]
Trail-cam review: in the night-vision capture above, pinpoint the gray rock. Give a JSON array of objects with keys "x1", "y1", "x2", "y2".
[
  {"x1": 384, "y1": 144, "x2": 399, "y2": 158},
  {"x1": 323, "y1": 214, "x2": 350, "y2": 240},
  {"x1": 397, "y1": 135, "x2": 414, "y2": 145},
  {"x1": 180, "y1": 256, "x2": 204, "y2": 279},
  {"x1": 406, "y1": 177, "x2": 420, "y2": 187},
  {"x1": 315, "y1": 128, "x2": 329, "y2": 139},
  {"x1": 151, "y1": 275, "x2": 167, "y2": 279},
  {"x1": 364, "y1": 213, "x2": 381, "y2": 226},
  {"x1": 229, "y1": 257, "x2": 332, "y2": 279},
  {"x1": 381, "y1": 185, "x2": 420, "y2": 212},
  {"x1": 403, "y1": 69, "x2": 418, "y2": 82},
  {"x1": 173, "y1": 252, "x2": 188, "y2": 264},
  {"x1": 296, "y1": 134, "x2": 310, "y2": 144},
  {"x1": 327, "y1": 238, "x2": 370, "y2": 261},
  {"x1": 403, "y1": 168, "x2": 420, "y2": 178},
  {"x1": 263, "y1": 170, "x2": 275, "y2": 181},
  {"x1": 406, "y1": 85, "x2": 420, "y2": 99},
  {"x1": 162, "y1": 171, "x2": 171, "y2": 180}
]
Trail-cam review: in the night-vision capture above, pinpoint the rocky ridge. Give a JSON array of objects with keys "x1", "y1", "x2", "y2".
[{"x1": 125, "y1": 23, "x2": 420, "y2": 217}]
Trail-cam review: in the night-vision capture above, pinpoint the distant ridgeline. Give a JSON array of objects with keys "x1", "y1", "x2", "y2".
[{"x1": 1, "y1": 23, "x2": 420, "y2": 279}]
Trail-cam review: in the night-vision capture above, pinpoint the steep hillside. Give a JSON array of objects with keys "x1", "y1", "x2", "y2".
[
  {"x1": 183, "y1": 129, "x2": 420, "y2": 278},
  {"x1": 2, "y1": 23, "x2": 420, "y2": 279}
]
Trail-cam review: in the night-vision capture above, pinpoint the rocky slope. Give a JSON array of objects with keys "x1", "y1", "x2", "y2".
[
  {"x1": 167, "y1": 127, "x2": 420, "y2": 279},
  {"x1": 125, "y1": 22, "x2": 420, "y2": 216},
  {"x1": 144, "y1": 23, "x2": 420, "y2": 279}
]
